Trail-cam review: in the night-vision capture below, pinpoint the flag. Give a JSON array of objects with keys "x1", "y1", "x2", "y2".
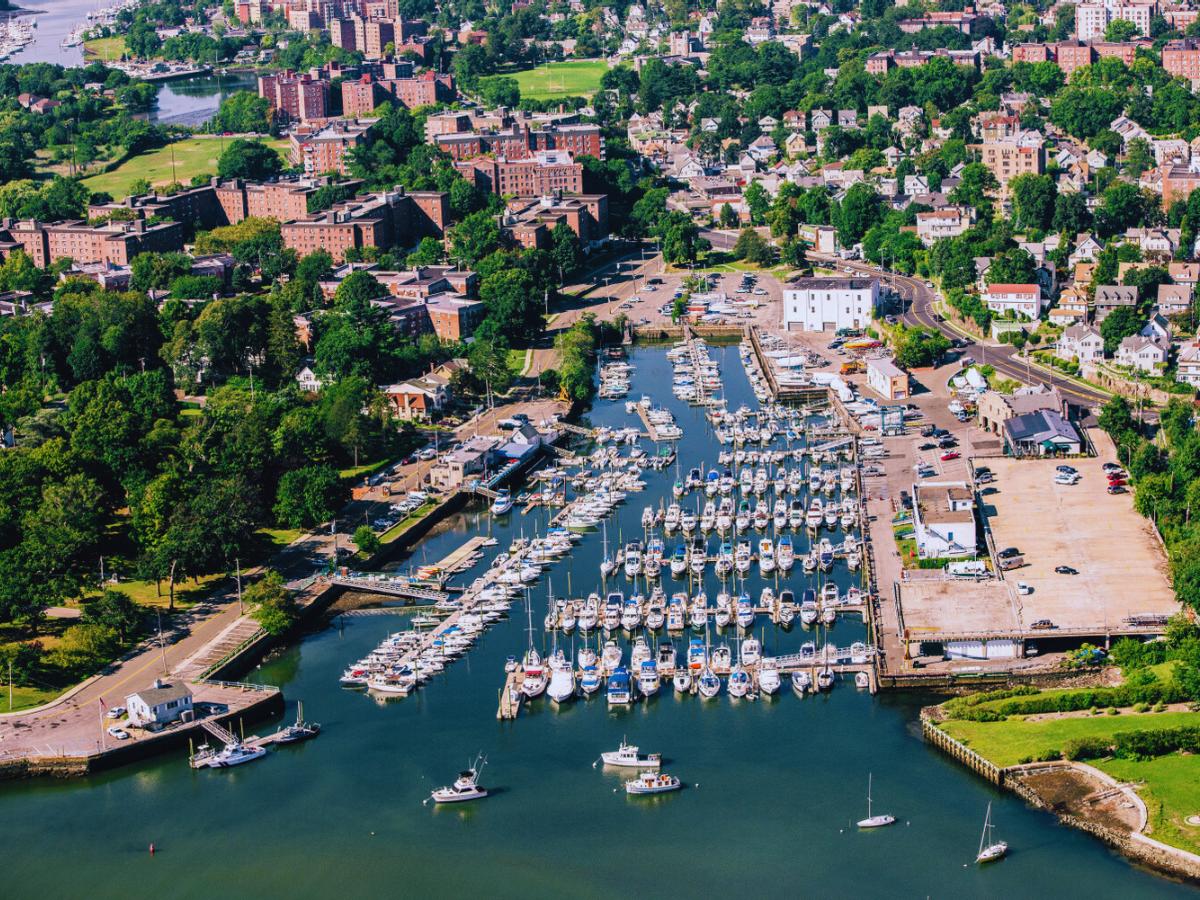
[{"x1": 98, "y1": 697, "x2": 107, "y2": 712}]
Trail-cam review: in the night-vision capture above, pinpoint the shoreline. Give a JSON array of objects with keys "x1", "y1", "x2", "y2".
[{"x1": 922, "y1": 709, "x2": 1200, "y2": 884}]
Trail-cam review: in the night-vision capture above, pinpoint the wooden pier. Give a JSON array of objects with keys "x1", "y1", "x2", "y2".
[
  {"x1": 497, "y1": 669, "x2": 523, "y2": 720},
  {"x1": 330, "y1": 575, "x2": 451, "y2": 603},
  {"x1": 433, "y1": 535, "x2": 492, "y2": 574}
]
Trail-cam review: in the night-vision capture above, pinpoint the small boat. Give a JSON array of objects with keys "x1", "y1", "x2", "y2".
[
  {"x1": 697, "y1": 666, "x2": 720, "y2": 699},
  {"x1": 791, "y1": 670, "x2": 811, "y2": 695},
  {"x1": 855, "y1": 671, "x2": 870, "y2": 689},
  {"x1": 607, "y1": 666, "x2": 633, "y2": 705},
  {"x1": 817, "y1": 667, "x2": 835, "y2": 692},
  {"x1": 274, "y1": 702, "x2": 321, "y2": 744},
  {"x1": 625, "y1": 771, "x2": 682, "y2": 795},
  {"x1": 856, "y1": 773, "x2": 895, "y2": 829},
  {"x1": 602, "y1": 738, "x2": 662, "y2": 769},
  {"x1": 194, "y1": 740, "x2": 268, "y2": 768},
  {"x1": 637, "y1": 659, "x2": 661, "y2": 696},
  {"x1": 522, "y1": 649, "x2": 548, "y2": 698},
  {"x1": 548, "y1": 651, "x2": 576, "y2": 703},
  {"x1": 727, "y1": 663, "x2": 751, "y2": 698},
  {"x1": 758, "y1": 658, "x2": 781, "y2": 695},
  {"x1": 431, "y1": 755, "x2": 489, "y2": 804},
  {"x1": 580, "y1": 665, "x2": 602, "y2": 695},
  {"x1": 778, "y1": 589, "x2": 796, "y2": 627},
  {"x1": 673, "y1": 669, "x2": 692, "y2": 692},
  {"x1": 976, "y1": 802, "x2": 1008, "y2": 863}
]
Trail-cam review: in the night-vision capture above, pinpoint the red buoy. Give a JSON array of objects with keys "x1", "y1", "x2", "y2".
[{"x1": 149, "y1": 843, "x2": 156, "y2": 855}]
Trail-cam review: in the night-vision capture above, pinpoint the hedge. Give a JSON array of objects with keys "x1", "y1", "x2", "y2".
[{"x1": 947, "y1": 682, "x2": 1185, "y2": 722}]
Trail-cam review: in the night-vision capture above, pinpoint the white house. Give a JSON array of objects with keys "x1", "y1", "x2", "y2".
[
  {"x1": 782, "y1": 276, "x2": 880, "y2": 332},
  {"x1": 1176, "y1": 337, "x2": 1200, "y2": 387},
  {"x1": 912, "y1": 481, "x2": 977, "y2": 559},
  {"x1": 126, "y1": 680, "x2": 194, "y2": 728},
  {"x1": 915, "y1": 207, "x2": 973, "y2": 246},
  {"x1": 1056, "y1": 324, "x2": 1104, "y2": 363},
  {"x1": 984, "y1": 283, "x2": 1043, "y2": 319},
  {"x1": 295, "y1": 364, "x2": 324, "y2": 392},
  {"x1": 1116, "y1": 335, "x2": 1168, "y2": 373}
]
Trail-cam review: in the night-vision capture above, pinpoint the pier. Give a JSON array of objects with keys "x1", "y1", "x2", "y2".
[
  {"x1": 330, "y1": 574, "x2": 451, "y2": 604},
  {"x1": 497, "y1": 669, "x2": 523, "y2": 720}
]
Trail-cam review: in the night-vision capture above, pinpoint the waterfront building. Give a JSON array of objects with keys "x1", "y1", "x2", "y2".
[
  {"x1": 125, "y1": 680, "x2": 194, "y2": 728},
  {"x1": 911, "y1": 481, "x2": 978, "y2": 558},
  {"x1": 782, "y1": 276, "x2": 880, "y2": 332},
  {"x1": 866, "y1": 358, "x2": 910, "y2": 400}
]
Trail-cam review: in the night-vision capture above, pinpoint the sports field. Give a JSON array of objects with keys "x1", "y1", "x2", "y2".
[
  {"x1": 83, "y1": 36, "x2": 127, "y2": 61},
  {"x1": 82, "y1": 136, "x2": 289, "y2": 198},
  {"x1": 507, "y1": 60, "x2": 609, "y2": 100}
]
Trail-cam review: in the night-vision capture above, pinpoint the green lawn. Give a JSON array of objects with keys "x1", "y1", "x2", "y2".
[
  {"x1": 940, "y1": 710, "x2": 1200, "y2": 768},
  {"x1": 1098, "y1": 755, "x2": 1200, "y2": 855},
  {"x1": 84, "y1": 36, "x2": 127, "y2": 61},
  {"x1": 380, "y1": 501, "x2": 437, "y2": 544},
  {"x1": 0, "y1": 683, "x2": 64, "y2": 713},
  {"x1": 503, "y1": 60, "x2": 609, "y2": 100},
  {"x1": 82, "y1": 136, "x2": 290, "y2": 199}
]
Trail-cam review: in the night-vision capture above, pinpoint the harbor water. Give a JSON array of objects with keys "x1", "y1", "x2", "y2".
[{"x1": 2, "y1": 345, "x2": 1195, "y2": 898}]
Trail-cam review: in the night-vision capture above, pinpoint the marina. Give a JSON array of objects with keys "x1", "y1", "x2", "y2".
[{"x1": 2, "y1": 343, "x2": 1193, "y2": 898}]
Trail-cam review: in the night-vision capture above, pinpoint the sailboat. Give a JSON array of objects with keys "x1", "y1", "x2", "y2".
[
  {"x1": 976, "y1": 802, "x2": 1008, "y2": 863},
  {"x1": 856, "y1": 773, "x2": 896, "y2": 829},
  {"x1": 599, "y1": 521, "x2": 616, "y2": 578}
]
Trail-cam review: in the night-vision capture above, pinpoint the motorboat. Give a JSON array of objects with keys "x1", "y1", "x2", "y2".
[
  {"x1": 736, "y1": 594, "x2": 754, "y2": 629},
  {"x1": 855, "y1": 671, "x2": 871, "y2": 689},
  {"x1": 601, "y1": 640, "x2": 623, "y2": 673},
  {"x1": 646, "y1": 603, "x2": 665, "y2": 630},
  {"x1": 741, "y1": 636, "x2": 762, "y2": 666},
  {"x1": 602, "y1": 739, "x2": 661, "y2": 769},
  {"x1": 580, "y1": 594, "x2": 600, "y2": 631},
  {"x1": 689, "y1": 594, "x2": 708, "y2": 630},
  {"x1": 603, "y1": 594, "x2": 622, "y2": 631},
  {"x1": 816, "y1": 667, "x2": 835, "y2": 691},
  {"x1": 758, "y1": 538, "x2": 775, "y2": 575},
  {"x1": 856, "y1": 773, "x2": 896, "y2": 829},
  {"x1": 800, "y1": 590, "x2": 819, "y2": 626},
  {"x1": 578, "y1": 646, "x2": 598, "y2": 670},
  {"x1": 630, "y1": 636, "x2": 652, "y2": 669},
  {"x1": 637, "y1": 659, "x2": 661, "y2": 696},
  {"x1": 548, "y1": 652, "x2": 576, "y2": 703},
  {"x1": 624, "y1": 542, "x2": 643, "y2": 578},
  {"x1": 673, "y1": 669, "x2": 692, "y2": 692},
  {"x1": 667, "y1": 595, "x2": 687, "y2": 631},
  {"x1": 686, "y1": 637, "x2": 706, "y2": 671},
  {"x1": 714, "y1": 592, "x2": 732, "y2": 628},
  {"x1": 625, "y1": 771, "x2": 682, "y2": 795},
  {"x1": 580, "y1": 665, "x2": 602, "y2": 695},
  {"x1": 664, "y1": 503, "x2": 681, "y2": 533},
  {"x1": 727, "y1": 662, "x2": 751, "y2": 698},
  {"x1": 607, "y1": 666, "x2": 633, "y2": 705},
  {"x1": 522, "y1": 650, "x2": 548, "y2": 698},
  {"x1": 778, "y1": 589, "x2": 796, "y2": 626},
  {"x1": 194, "y1": 741, "x2": 268, "y2": 768},
  {"x1": 431, "y1": 756, "x2": 489, "y2": 804},
  {"x1": 791, "y1": 670, "x2": 811, "y2": 695},
  {"x1": 621, "y1": 597, "x2": 642, "y2": 631},
  {"x1": 734, "y1": 541, "x2": 752, "y2": 575},
  {"x1": 777, "y1": 535, "x2": 795, "y2": 571},
  {"x1": 670, "y1": 543, "x2": 688, "y2": 577},
  {"x1": 710, "y1": 644, "x2": 732, "y2": 672},
  {"x1": 656, "y1": 641, "x2": 676, "y2": 671}
]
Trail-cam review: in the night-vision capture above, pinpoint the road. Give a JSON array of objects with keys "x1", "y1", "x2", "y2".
[{"x1": 809, "y1": 253, "x2": 1111, "y2": 412}]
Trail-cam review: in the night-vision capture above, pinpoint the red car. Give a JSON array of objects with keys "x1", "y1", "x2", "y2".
[
  {"x1": 940, "y1": 450, "x2": 961, "y2": 461},
  {"x1": 1107, "y1": 477, "x2": 1126, "y2": 487}
]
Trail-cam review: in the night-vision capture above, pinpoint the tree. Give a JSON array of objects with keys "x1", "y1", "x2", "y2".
[
  {"x1": 949, "y1": 162, "x2": 999, "y2": 208},
  {"x1": 245, "y1": 570, "x2": 298, "y2": 635},
  {"x1": 212, "y1": 91, "x2": 274, "y2": 134},
  {"x1": 334, "y1": 270, "x2": 384, "y2": 308},
  {"x1": 273, "y1": 464, "x2": 346, "y2": 528},
  {"x1": 1009, "y1": 174, "x2": 1056, "y2": 232},
  {"x1": 986, "y1": 248, "x2": 1038, "y2": 286},
  {"x1": 744, "y1": 181, "x2": 770, "y2": 225},
  {"x1": 1101, "y1": 305, "x2": 1144, "y2": 354},
  {"x1": 479, "y1": 268, "x2": 543, "y2": 345},
  {"x1": 217, "y1": 139, "x2": 284, "y2": 180},
  {"x1": 81, "y1": 589, "x2": 141, "y2": 645},
  {"x1": 449, "y1": 209, "x2": 502, "y2": 267},
  {"x1": 719, "y1": 202, "x2": 738, "y2": 228},
  {"x1": 1052, "y1": 192, "x2": 1093, "y2": 235},
  {"x1": 835, "y1": 183, "x2": 884, "y2": 247},
  {"x1": 479, "y1": 76, "x2": 520, "y2": 107},
  {"x1": 732, "y1": 227, "x2": 774, "y2": 266},
  {"x1": 549, "y1": 222, "x2": 583, "y2": 280},
  {"x1": 657, "y1": 211, "x2": 708, "y2": 265},
  {"x1": 353, "y1": 524, "x2": 382, "y2": 556},
  {"x1": 894, "y1": 327, "x2": 951, "y2": 368},
  {"x1": 1104, "y1": 18, "x2": 1140, "y2": 41}
]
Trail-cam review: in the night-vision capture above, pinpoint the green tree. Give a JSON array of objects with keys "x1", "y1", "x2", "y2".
[
  {"x1": 217, "y1": 139, "x2": 284, "y2": 180},
  {"x1": 81, "y1": 589, "x2": 141, "y2": 645},
  {"x1": 353, "y1": 524, "x2": 382, "y2": 556},
  {"x1": 245, "y1": 569, "x2": 298, "y2": 635},
  {"x1": 744, "y1": 181, "x2": 770, "y2": 225},
  {"x1": 273, "y1": 464, "x2": 346, "y2": 528},
  {"x1": 212, "y1": 91, "x2": 274, "y2": 134},
  {"x1": 1101, "y1": 305, "x2": 1144, "y2": 354},
  {"x1": 719, "y1": 202, "x2": 738, "y2": 228},
  {"x1": 449, "y1": 209, "x2": 502, "y2": 267},
  {"x1": 479, "y1": 76, "x2": 520, "y2": 107},
  {"x1": 732, "y1": 227, "x2": 774, "y2": 266},
  {"x1": 1104, "y1": 18, "x2": 1140, "y2": 41},
  {"x1": 949, "y1": 162, "x2": 999, "y2": 208},
  {"x1": 1009, "y1": 174, "x2": 1057, "y2": 232},
  {"x1": 549, "y1": 222, "x2": 583, "y2": 280},
  {"x1": 986, "y1": 248, "x2": 1038, "y2": 286}
]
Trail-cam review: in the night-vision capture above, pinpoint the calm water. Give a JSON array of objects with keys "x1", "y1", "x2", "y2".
[
  {"x1": 9, "y1": 0, "x2": 252, "y2": 125},
  {"x1": 3, "y1": 346, "x2": 1193, "y2": 899}
]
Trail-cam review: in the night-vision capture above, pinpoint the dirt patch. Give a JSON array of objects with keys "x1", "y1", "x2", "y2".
[{"x1": 1014, "y1": 767, "x2": 1141, "y2": 834}]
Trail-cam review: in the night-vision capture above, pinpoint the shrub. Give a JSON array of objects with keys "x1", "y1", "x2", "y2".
[
  {"x1": 1107, "y1": 707, "x2": 1120, "y2": 715},
  {"x1": 1037, "y1": 747, "x2": 1062, "y2": 762},
  {"x1": 1064, "y1": 736, "x2": 1111, "y2": 760}
]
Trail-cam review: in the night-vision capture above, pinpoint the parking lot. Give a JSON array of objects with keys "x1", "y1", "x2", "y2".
[{"x1": 981, "y1": 430, "x2": 1177, "y2": 633}]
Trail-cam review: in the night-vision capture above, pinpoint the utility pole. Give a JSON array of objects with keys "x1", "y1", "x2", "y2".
[
  {"x1": 235, "y1": 557, "x2": 243, "y2": 616},
  {"x1": 156, "y1": 609, "x2": 168, "y2": 676},
  {"x1": 8, "y1": 659, "x2": 12, "y2": 711}
]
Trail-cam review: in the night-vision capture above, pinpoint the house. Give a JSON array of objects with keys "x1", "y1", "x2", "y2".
[
  {"x1": 747, "y1": 134, "x2": 777, "y2": 161},
  {"x1": 984, "y1": 283, "x2": 1043, "y2": 319},
  {"x1": 782, "y1": 276, "x2": 880, "y2": 332},
  {"x1": 1003, "y1": 409, "x2": 1081, "y2": 456},
  {"x1": 1056, "y1": 324, "x2": 1105, "y2": 363},
  {"x1": 1141, "y1": 313, "x2": 1172, "y2": 344},
  {"x1": 380, "y1": 377, "x2": 449, "y2": 420},
  {"x1": 912, "y1": 481, "x2": 977, "y2": 558},
  {"x1": 1069, "y1": 234, "x2": 1104, "y2": 265},
  {"x1": 915, "y1": 207, "x2": 973, "y2": 246},
  {"x1": 125, "y1": 680, "x2": 194, "y2": 728},
  {"x1": 1049, "y1": 286, "x2": 1089, "y2": 325},
  {"x1": 837, "y1": 109, "x2": 859, "y2": 129},
  {"x1": 1157, "y1": 283, "x2": 1193, "y2": 317},
  {"x1": 428, "y1": 435, "x2": 499, "y2": 490},
  {"x1": 867, "y1": 357, "x2": 909, "y2": 399},
  {"x1": 1169, "y1": 262, "x2": 1200, "y2": 286},
  {"x1": 977, "y1": 383, "x2": 1066, "y2": 434},
  {"x1": 295, "y1": 362, "x2": 324, "y2": 392},
  {"x1": 1176, "y1": 335, "x2": 1200, "y2": 387},
  {"x1": 810, "y1": 109, "x2": 833, "y2": 130},
  {"x1": 903, "y1": 175, "x2": 929, "y2": 196},
  {"x1": 498, "y1": 421, "x2": 545, "y2": 461},
  {"x1": 1116, "y1": 335, "x2": 1168, "y2": 372},
  {"x1": 1093, "y1": 284, "x2": 1139, "y2": 322}
]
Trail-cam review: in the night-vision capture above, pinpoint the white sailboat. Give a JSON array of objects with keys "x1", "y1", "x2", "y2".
[
  {"x1": 976, "y1": 802, "x2": 1008, "y2": 863},
  {"x1": 856, "y1": 773, "x2": 896, "y2": 829}
]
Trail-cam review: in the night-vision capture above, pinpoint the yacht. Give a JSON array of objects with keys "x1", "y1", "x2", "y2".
[
  {"x1": 772, "y1": 498, "x2": 787, "y2": 531},
  {"x1": 624, "y1": 542, "x2": 643, "y2": 578},
  {"x1": 601, "y1": 639, "x2": 623, "y2": 673},
  {"x1": 714, "y1": 592, "x2": 732, "y2": 628},
  {"x1": 976, "y1": 802, "x2": 1008, "y2": 863},
  {"x1": 697, "y1": 666, "x2": 721, "y2": 699},
  {"x1": 670, "y1": 543, "x2": 689, "y2": 577},
  {"x1": 691, "y1": 539, "x2": 709, "y2": 575},
  {"x1": 778, "y1": 589, "x2": 796, "y2": 626},
  {"x1": 521, "y1": 650, "x2": 547, "y2": 698},
  {"x1": 758, "y1": 658, "x2": 781, "y2": 695},
  {"x1": 758, "y1": 538, "x2": 775, "y2": 575},
  {"x1": 806, "y1": 498, "x2": 823, "y2": 531},
  {"x1": 431, "y1": 756, "x2": 490, "y2": 803},
  {"x1": 580, "y1": 665, "x2": 602, "y2": 695},
  {"x1": 547, "y1": 652, "x2": 576, "y2": 704},
  {"x1": 791, "y1": 669, "x2": 812, "y2": 695},
  {"x1": 710, "y1": 644, "x2": 732, "y2": 672},
  {"x1": 673, "y1": 668, "x2": 692, "y2": 692},
  {"x1": 656, "y1": 641, "x2": 676, "y2": 672},
  {"x1": 577, "y1": 646, "x2": 597, "y2": 670},
  {"x1": 686, "y1": 637, "x2": 706, "y2": 671},
  {"x1": 777, "y1": 535, "x2": 795, "y2": 572},
  {"x1": 194, "y1": 740, "x2": 268, "y2": 768},
  {"x1": 816, "y1": 667, "x2": 835, "y2": 691},
  {"x1": 727, "y1": 663, "x2": 751, "y2": 698},
  {"x1": 646, "y1": 602, "x2": 665, "y2": 630},
  {"x1": 664, "y1": 503, "x2": 681, "y2": 533},
  {"x1": 736, "y1": 594, "x2": 755, "y2": 629},
  {"x1": 800, "y1": 590, "x2": 819, "y2": 626},
  {"x1": 741, "y1": 636, "x2": 762, "y2": 666},
  {"x1": 579, "y1": 594, "x2": 600, "y2": 631},
  {"x1": 602, "y1": 739, "x2": 661, "y2": 769},
  {"x1": 680, "y1": 507, "x2": 698, "y2": 534},
  {"x1": 667, "y1": 594, "x2": 687, "y2": 631},
  {"x1": 734, "y1": 541, "x2": 752, "y2": 575},
  {"x1": 603, "y1": 594, "x2": 622, "y2": 631},
  {"x1": 621, "y1": 597, "x2": 643, "y2": 631},
  {"x1": 641, "y1": 506, "x2": 654, "y2": 529},
  {"x1": 637, "y1": 659, "x2": 661, "y2": 696},
  {"x1": 607, "y1": 666, "x2": 633, "y2": 705},
  {"x1": 491, "y1": 490, "x2": 514, "y2": 516},
  {"x1": 788, "y1": 499, "x2": 805, "y2": 530},
  {"x1": 689, "y1": 593, "x2": 708, "y2": 630}
]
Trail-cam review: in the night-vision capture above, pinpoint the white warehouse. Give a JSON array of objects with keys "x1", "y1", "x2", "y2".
[{"x1": 782, "y1": 276, "x2": 880, "y2": 332}]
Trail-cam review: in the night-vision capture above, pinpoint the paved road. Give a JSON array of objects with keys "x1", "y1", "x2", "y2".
[{"x1": 810, "y1": 254, "x2": 1110, "y2": 412}]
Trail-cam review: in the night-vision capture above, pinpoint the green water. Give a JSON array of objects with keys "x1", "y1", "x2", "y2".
[{"x1": 3, "y1": 347, "x2": 1194, "y2": 898}]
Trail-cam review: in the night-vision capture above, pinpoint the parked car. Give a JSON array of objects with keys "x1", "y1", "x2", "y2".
[
  {"x1": 998, "y1": 547, "x2": 1021, "y2": 559},
  {"x1": 1055, "y1": 565, "x2": 1078, "y2": 575},
  {"x1": 1102, "y1": 462, "x2": 1123, "y2": 473},
  {"x1": 107, "y1": 726, "x2": 130, "y2": 740},
  {"x1": 1053, "y1": 472, "x2": 1080, "y2": 485},
  {"x1": 1107, "y1": 484, "x2": 1127, "y2": 494},
  {"x1": 1030, "y1": 619, "x2": 1056, "y2": 630},
  {"x1": 940, "y1": 451, "x2": 961, "y2": 461},
  {"x1": 1056, "y1": 465, "x2": 1077, "y2": 475},
  {"x1": 1016, "y1": 582, "x2": 1032, "y2": 595},
  {"x1": 919, "y1": 442, "x2": 937, "y2": 451},
  {"x1": 106, "y1": 706, "x2": 126, "y2": 720},
  {"x1": 417, "y1": 447, "x2": 438, "y2": 461},
  {"x1": 938, "y1": 436, "x2": 957, "y2": 448}
]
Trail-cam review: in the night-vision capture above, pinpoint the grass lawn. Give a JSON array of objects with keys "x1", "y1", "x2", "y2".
[
  {"x1": 939, "y1": 710, "x2": 1200, "y2": 768},
  {"x1": 380, "y1": 501, "x2": 437, "y2": 544},
  {"x1": 338, "y1": 459, "x2": 391, "y2": 481},
  {"x1": 82, "y1": 136, "x2": 289, "y2": 199},
  {"x1": 502, "y1": 60, "x2": 609, "y2": 100},
  {"x1": 84, "y1": 36, "x2": 127, "y2": 60},
  {"x1": 1097, "y1": 754, "x2": 1200, "y2": 855},
  {"x1": 0, "y1": 683, "x2": 65, "y2": 713}
]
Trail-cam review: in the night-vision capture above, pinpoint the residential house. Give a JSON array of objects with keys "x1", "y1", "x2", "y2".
[
  {"x1": 1141, "y1": 313, "x2": 1173, "y2": 345},
  {"x1": 125, "y1": 680, "x2": 194, "y2": 728},
  {"x1": 837, "y1": 109, "x2": 859, "y2": 129},
  {"x1": 1093, "y1": 284, "x2": 1138, "y2": 322},
  {"x1": 295, "y1": 362, "x2": 324, "y2": 392},
  {"x1": 810, "y1": 109, "x2": 833, "y2": 131},
  {"x1": 380, "y1": 377, "x2": 449, "y2": 421},
  {"x1": 1170, "y1": 262, "x2": 1200, "y2": 286},
  {"x1": 1157, "y1": 283, "x2": 1193, "y2": 317},
  {"x1": 1003, "y1": 408, "x2": 1082, "y2": 456},
  {"x1": 428, "y1": 435, "x2": 499, "y2": 491},
  {"x1": 984, "y1": 283, "x2": 1043, "y2": 319},
  {"x1": 747, "y1": 134, "x2": 777, "y2": 161},
  {"x1": 977, "y1": 383, "x2": 1067, "y2": 435},
  {"x1": 1049, "y1": 286, "x2": 1089, "y2": 325},
  {"x1": 1069, "y1": 234, "x2": 1104, "y2": 264},
  {"x1": 1056, "y1": 323, "x2": 1105, "y2": 363},
  {"x1": 1116, "y1": 335, "x2": 1168, "y2": 372},
  {"x1": 912, "y1": 481, "x2": 977, "y2": 558},
  {"x1": 915, "y1": 207, "x2": 973, "y2": 246},
  {"x1": 903, "y1": 175, "x2": 929, "y2": 195},
  {"x1": 1176, "y1": 335, "x2": 1200, "y2": 387}
]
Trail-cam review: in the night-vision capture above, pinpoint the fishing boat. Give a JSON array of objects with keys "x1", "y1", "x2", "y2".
[
  {"x1": 431, "y1": 755, "x2": 489, "y2": 804},
  {"x1": 602, "y1": 738, "x2": 661, "y2": 768},
  {"x1": 976, "y1": 802, "x2": 1008, "y2": 863},
  {"x1": 491, "y1": 490, "x2": 514, "y2": 516},
  {"x1": 607, "y1": 666, "x2": 633, "y2": 705},
  {"x1": 856, "y1": 773, "x2": 896, "y2": 829},
  {"x1": 625, "y1": 771, "x2": 682, "y2": 795}
]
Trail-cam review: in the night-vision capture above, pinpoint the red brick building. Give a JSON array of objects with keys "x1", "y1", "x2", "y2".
[
  {"x1": 1164, "y1": 37, "x2": 1200, "y2": 81},
  {"x1": 0, "y1": 218, "x2": 184, "y2": 267},
  {"x1": 454, "y1": 151, "x2": 585, "y2": 196},
  {"x1": 288, "y1": 120, "x2": 373, "y2": 175},
  {"x1": 258, "y1": 70, "x2": 328, "y2": 122},
  {"x1": 435, "y1": 123, "x2": 604, "y2": 161},
  {"x1": 281, "y1": 188, "x2": 449, "y2": 262}
]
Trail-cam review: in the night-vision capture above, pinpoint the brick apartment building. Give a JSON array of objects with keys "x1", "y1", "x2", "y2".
[
  {"x1": 341, "y1": 71, "x2": 454, "y2": 115},
  {"x1": 281, "y1": 188, "x2": 449, "y2": 262},
  {"x1": 501, "y1": 193, "x2": 609, "y2": 250},
  {"x1": 1164, "y1": 37, "x2": 1200, "y2": 81},
  {"x1": 0, "y1": 218, "x2": 184, "y2": 267},
  {"x1": 434, "y1": 122, "x2": 604, "y2": 161},
  {"x1": 258, "y1": 70, "x2": 328, "y2": 123},
  {"x1": 454, "y1": 151, "x2": 585, "y2": 196},
  {"x1": 289, "y1": 120, "x2": 374, "y2": 175},
  {"x1": 975, "y1": 132, "x2": 1046, "y2": 185}
]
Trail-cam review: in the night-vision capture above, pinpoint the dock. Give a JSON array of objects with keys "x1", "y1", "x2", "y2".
[
  {"x1": 497, "y1": 669, "x2": 523, "y2": 720},
  {"x1": 433, "y1": 535, "x2": 493, "y2": 575},
  {"x1": 635, "y1": 403, "x2": 661, "y2": 441},
  {"x1": 330, "y1": 575, "x2": 451, "y2": 603}
]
